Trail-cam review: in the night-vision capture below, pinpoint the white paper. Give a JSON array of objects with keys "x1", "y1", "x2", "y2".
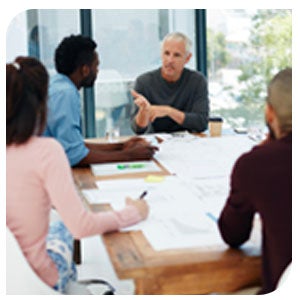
[
  {"x1": 82, "y1": 176, "x2": 224, "y2": 250},
  {"x1": 154, "y1": 135, "x2": 255, "y2": 179},
  {"x1": 83, "y1": 135, "x2": 260, "y2": 251}
]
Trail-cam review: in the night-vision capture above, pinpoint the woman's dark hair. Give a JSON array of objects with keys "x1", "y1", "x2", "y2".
[
  {"x1": 6, "y1": 56, "x2": 49, "y2": 145},
  {"x1": 54, "y1": 34, "x2": 97, "y2": 75}
]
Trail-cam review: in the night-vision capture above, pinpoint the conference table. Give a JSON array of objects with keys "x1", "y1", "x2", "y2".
[{"x1": 72, "y1": 135, "x2": 262, "y2": 295}]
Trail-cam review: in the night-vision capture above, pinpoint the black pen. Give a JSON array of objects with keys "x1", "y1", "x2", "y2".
[{"x1": 139, "y1": 191, "x2": 148, "y2": 200}]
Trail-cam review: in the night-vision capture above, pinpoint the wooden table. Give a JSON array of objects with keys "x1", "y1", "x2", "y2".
[{"x1": 72, "y1": 161, "x2": 262, "y2": 295}]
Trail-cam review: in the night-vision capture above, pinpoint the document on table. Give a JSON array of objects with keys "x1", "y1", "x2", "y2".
[
  {"x1": 154, "y1": 135, "x2": 255, "y2": 179},
  {"x1": 90, "y1": 160, "x2": 161, "y2": 177},
  {"x1": 82, "y1": 176, "x2": 226, "y2": 250},
  {"x1": 136, "y1": 214, "x2": 224, "y2": 250},
  {"x1": 184, "y1": 176, "x2": 231, "y2": 219},
  {"x1": 142, "y1": 131, "x2": 193, "y2": 143},
  {"x1": 82, "y1": 135, "x2": 260, "y2": 251},
  {"x1": 82, "y1": 177, "x2": 166, "y2": 210}
]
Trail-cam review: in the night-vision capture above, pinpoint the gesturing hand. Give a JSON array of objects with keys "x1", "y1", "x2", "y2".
[
  {"x1": 131, "y1": 89, "x2": 152, "y2": 128},
  {"x1": 131, "y1": 89, "x2": 151, "y2": 111}
]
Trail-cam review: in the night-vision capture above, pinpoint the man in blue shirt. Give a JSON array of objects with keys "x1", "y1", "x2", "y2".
[{"x1": 44, "y1": 35, "x2": 157, "y2": 167}]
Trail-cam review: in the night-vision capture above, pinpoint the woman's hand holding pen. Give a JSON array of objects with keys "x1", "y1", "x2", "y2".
[{"x1": 126, "y1": 197, "x2": 149, "y2": 220}]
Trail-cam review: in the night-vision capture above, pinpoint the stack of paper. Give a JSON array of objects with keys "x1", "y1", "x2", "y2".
[
  {"x1": 82, "y1": 135, "x2": 260, "y2": 251},
  {"x1": 154, "y1": 135, "x2": 255, "y2": 179},
  {"x1": 82, "y1": 176, "x2": 225, "y2": 250}
]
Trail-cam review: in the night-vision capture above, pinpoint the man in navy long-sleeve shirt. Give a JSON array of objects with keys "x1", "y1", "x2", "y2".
[
  {"x1": 218, "y1": 68, "x2": 292, "y2": 294},
  {"x1": 131, "y1": 32, "x2": 209, "y2": 134}
]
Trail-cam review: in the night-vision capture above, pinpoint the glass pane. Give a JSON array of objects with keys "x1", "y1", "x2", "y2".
[
  {"x1": 207, "y1": 9, "x2": 292, "y2": 132},
  {"x1": 35, "y1": 9, "x2": 80, "y2": 74},
  {"x1": 92, "y1": 9, "x2": 195, "y2": 138},
  {"x1": 29, "y1": 9, "x2": 84, "y2": 130}
]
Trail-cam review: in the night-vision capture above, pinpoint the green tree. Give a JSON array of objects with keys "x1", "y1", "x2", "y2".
[
  {"x1": 238, "y1": 10, "x2": 292, "y2": 106},
  {"x1": 209, "y1": 10, "x2": 292, "y2": 129},
  {"x1": 207, "y1": 28, "x2": 230, "y2": 76}
]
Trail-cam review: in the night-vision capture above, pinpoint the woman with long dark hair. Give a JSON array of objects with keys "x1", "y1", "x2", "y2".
[{"x1": 6, "y1": 56, "x2": 149, "y2": 293}]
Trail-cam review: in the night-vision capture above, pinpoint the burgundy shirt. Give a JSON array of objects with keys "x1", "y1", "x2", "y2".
[{"x1": 218, "y1": 133, "x2": 292, "y2": 294}]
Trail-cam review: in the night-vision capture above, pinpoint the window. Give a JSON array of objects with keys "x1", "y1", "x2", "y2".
[
  {"x1": 29, "y1": 9, "x2": 80, "y2": 75},
  {"x1": 7, "y1": 9, "x2": 196, "y2": 138},
  {"x1": 207, "y1": 9, "x2": 292, "y2": 131},
  {"x1": 8, "y1": 9, "x2": 289, "y2": 137},
  {"x1": 92, "y1": 9, "x2": 196, "y2": 137}
]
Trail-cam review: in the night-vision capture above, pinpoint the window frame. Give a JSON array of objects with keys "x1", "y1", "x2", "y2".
[{"x1": 81, "y1": 9, "x2": 206, "y2": 138}]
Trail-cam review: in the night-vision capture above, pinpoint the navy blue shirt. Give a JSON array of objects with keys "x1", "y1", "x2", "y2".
[{"x1": 131, "y1": 68, "x2": 209, "y2": 134}]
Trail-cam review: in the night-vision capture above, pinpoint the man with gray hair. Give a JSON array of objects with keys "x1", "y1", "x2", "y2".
[
  {"x1": 131, "y1": 32, "x2": 209, "y2": 134},
  {"x1": 218, "y1": 68, "x2": 292, "y2": 294}
]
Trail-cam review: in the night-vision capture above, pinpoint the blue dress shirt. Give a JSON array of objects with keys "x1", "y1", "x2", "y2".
[{"x1": 43, "y1": 74, "x2": 89, "y2": 166}]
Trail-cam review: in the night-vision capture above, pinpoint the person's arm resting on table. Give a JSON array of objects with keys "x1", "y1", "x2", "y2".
[
  {"x1": 77, "y1": 136, "x2": 158, "y2": 167},
  {"x1": 218, "y1": 157, "x2": 255, "y2": 247}
]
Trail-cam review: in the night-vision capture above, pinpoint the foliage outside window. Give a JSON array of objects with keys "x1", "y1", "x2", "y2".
[{"x1": 207, "y1": 9, "x2": 292, "y2": 130}]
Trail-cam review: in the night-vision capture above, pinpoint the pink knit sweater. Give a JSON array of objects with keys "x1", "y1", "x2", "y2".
[{"x1": 6, "y1": 137, "x2": 142, "y2": 288}]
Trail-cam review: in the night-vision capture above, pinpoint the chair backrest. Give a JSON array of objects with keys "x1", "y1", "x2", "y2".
[{"x1": 6, "y1": 227, "x2": 59, "y2": 295}]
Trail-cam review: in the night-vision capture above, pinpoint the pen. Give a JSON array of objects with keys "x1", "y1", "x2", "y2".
[
  {"x1": 139, "y1": 191, "x2": 148, "y2": 200},
  {"x1": 117, "y1": 163, "x2": 145, "y2": 170},
  {"x1": 206, "y1": 212, "x2": 217, "y2": 223}
]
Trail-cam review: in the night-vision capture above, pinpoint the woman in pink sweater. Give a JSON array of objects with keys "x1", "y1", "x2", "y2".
[{"x1": 6, "y1": 57, "x2": 149, "y2": 293}]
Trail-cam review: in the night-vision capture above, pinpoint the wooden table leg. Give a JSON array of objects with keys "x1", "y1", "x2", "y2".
[{"x1": 73, "y1": 239, "x2": 81, "y2": 265}]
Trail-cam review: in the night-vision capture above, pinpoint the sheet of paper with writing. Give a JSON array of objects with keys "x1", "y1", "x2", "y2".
[
  {"x1": 82, "y1": 135, "x2": 260, "y2": 251},
  {"x1": 82, "y1": 176, "x2": 230, "y2": 250},
  {"x1": 154, "y1": 135, "x2": 255, "y2": 179}
]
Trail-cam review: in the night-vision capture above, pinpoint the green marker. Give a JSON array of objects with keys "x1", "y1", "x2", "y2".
[{"x1": 117, "y1": 163, "x2": 145, "y2": 170}]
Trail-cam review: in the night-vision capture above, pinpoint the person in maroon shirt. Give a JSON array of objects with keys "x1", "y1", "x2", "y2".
[{"x1": 218, "y1": 68, "x2": 292, "y2": 294}]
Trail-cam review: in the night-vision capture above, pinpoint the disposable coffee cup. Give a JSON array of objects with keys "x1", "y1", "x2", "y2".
[{"x1": 209, "y1": 117, "x2": 223, "y2": 137}]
